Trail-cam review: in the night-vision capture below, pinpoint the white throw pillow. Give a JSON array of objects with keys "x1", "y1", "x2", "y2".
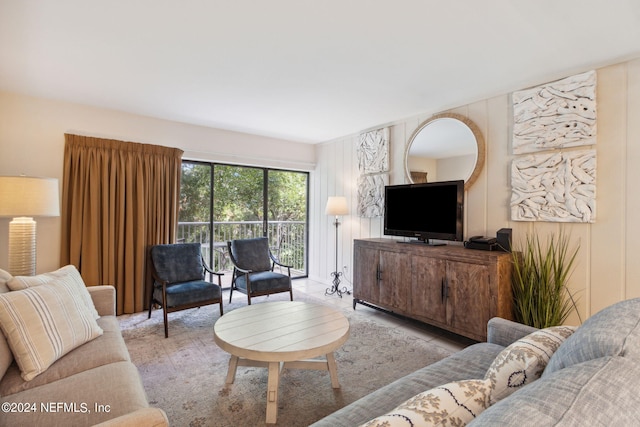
[
  {"x1": 484, "y1": 325, "x2": 576, "y2": 404},
  {"x1": 360, "y1": 379, "x2": 491, "y2": 427},
  {"x1": 8, "y1": 265, "x2": 100, "y2": 319},
  {"x1": 0, "y1": 279, "x2": 104, "y2": 381}
]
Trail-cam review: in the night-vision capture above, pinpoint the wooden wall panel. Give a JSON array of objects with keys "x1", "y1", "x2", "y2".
[
  {"x1": 590, "y1": 63, "x2": 627, "y2": 313},
  {"x1": 486, "y1": 95, "x2": 511, "y2": 233},
  {"x1": 626, "y1": 59, "x2": 640, "y2": 300}
]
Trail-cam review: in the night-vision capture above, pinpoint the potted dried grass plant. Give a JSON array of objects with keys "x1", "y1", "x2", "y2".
[{"x1": 511, "y1": 232, "x2": 581, "y2": 328}]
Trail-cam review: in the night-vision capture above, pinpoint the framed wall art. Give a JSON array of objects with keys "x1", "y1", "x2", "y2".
[
  {"x1": 511, "y1": 149, "x2": 596, "y2": 223},
  {"x1": 357, "y1": 174, "x2": 388, "y2": 218},
  {"x1": 512, "y1": 70, "x2": 596, "y2": 154},
  {"x1": 357, "y1": 127, "x2": 389, "y2": 174}
]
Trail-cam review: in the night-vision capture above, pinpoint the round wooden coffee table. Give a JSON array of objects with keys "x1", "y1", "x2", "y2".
[{"x1": 213, "y1": 301, "x2": 350, "y2": 424}]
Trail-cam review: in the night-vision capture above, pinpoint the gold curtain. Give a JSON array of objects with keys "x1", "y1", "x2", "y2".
[{"x1": 60, "y1": 134, "x2": 184, "y2": 314}]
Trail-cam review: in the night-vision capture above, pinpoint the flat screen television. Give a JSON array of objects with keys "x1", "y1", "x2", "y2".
[{"x1": 384, "y1": 180, "x2": 464, "y2": 244}]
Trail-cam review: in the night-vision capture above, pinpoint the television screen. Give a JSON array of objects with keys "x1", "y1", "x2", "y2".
[{"x1": 384, "y1": 180, "x2": 464, "y2": 244}]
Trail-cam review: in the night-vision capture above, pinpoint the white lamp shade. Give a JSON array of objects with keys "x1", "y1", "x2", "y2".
[
  {"x1": 325, "y1": 196, "x2": 349, "y2": 216},
  {"x1": 0, "y1": 176, "x2": 60, "y2": 217}
]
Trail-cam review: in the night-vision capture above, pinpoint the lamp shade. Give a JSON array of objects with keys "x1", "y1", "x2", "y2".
[
  {"x1": 325, "y1": 196, "x2": 348, "y2": 216},
  {"x1": 0, "y1": 176, "x2": 60, "y2": 217}
]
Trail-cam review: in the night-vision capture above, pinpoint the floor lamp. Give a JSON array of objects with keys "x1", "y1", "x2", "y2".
[
  {"x1": 325, "y1": 196, "x2": 349, "y2": 297},
  {"x1": 0, "y1": 176, "x2": 60, "y2": 276}
]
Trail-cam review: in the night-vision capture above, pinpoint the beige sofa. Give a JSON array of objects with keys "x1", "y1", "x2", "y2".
[{"x1": 0, "y1": 268, "x2": 168, "y2": 427}]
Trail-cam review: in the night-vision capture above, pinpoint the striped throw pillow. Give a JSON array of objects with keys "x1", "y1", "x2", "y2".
[{"x1": 0, "y1": 279, "x2": 103, "y2": 381}]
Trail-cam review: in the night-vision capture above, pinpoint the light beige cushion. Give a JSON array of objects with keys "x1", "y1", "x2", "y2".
[
  {"x1": 360, "y1": 379, "x2": 491, "y2": 427},
  {"x1": 0, "y1": 280, "x2": 103, "y2": 381},
  {"x1": 0, "y1": 361, "x2": 151, "y2": 426},
  {"x1": 0, "y1": 268, "x2": 14, "y2": 379},
  {"x1": 7, "y1": 265, "x2": 100, "y2": 319},
  {"x1": 0, "y1": 316, "x2": 128, "y2": 396},
  {"x1": 0, "y1": 268, "x2": 11, "y2": 294},
  {"x1": 0, "y1": 333, "x2": 11, "y2": 380},
  {"x1": 484, "y1": 325, "x2": 576, "y2": 404}
]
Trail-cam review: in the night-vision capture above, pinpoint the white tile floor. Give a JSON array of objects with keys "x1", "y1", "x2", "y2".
[{"x1": 291, "y1": 277, "x2": 473, "y2": 354}]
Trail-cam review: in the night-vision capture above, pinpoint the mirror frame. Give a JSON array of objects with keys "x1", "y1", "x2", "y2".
[{"x1": 404, "y1": 112, "x2": 485, "y2": 190}]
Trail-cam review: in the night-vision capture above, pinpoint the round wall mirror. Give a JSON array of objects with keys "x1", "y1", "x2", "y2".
[{"x1": 405, "y1": 113, "x2": 485, "y2": 189}]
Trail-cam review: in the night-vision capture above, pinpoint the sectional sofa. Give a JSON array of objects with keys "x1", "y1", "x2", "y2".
[
  {"x1": 313, "y1": 298, "x2": 640, "y2": 426},
  {"x1": 0, "y1": 267, "x2": 168, "y2": 427}
]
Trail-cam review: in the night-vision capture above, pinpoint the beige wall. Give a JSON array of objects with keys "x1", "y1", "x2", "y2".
[
  {"x1": 312, "y1": 58, "x2": 640, "y2": 325},
  {"x1": 0, "y1": 91, "x2": 316, "y2": 274}
]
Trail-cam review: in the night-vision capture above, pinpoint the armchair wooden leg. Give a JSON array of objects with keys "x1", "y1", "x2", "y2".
[
  {"x1": 161, "y1": 286, "x2": 170, "y2": 338},
  {"x1": 147, "y1": 291, "x2": 154, "y2": 319},
  {"x1": 229, "y1": 276, "x2": 236, "y2": 304},
  {"x1": 163, "y1": 308, "x2": 169, "y2": 338}
]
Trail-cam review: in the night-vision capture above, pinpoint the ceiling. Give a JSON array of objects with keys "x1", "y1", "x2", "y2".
[{"x1": 2, "y1": 1, "x2": 640, "y2": 144}]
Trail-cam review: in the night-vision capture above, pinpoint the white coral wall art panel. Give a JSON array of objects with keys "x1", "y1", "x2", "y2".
[
  {"x1": 357, "y1": 128, "x2": 389, "y2": 174},
  {"x1": 357, "y1": 174, "x2": 388, "y2": 218},
  {"x1": 513, "y1": 70, "x2": 597, "y2": 154},
  {"x1": 511, "y1": 149, "x2": 596, "y2": 223}
]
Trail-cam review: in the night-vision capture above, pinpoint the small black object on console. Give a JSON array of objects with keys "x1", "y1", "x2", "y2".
[{"x1": 496, "y1": 228, "x2": 512, "y2": 252}]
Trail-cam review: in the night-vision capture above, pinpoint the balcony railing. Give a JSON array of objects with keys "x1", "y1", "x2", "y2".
[{"x1": 177, "y1": 221, "x2": 307, "y2": 278}]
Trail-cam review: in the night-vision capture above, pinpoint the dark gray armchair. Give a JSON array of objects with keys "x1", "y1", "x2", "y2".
[
  {"x1": 227, "y1": 237, "x2": 293, "y2": 305},
  {"x1": 148, "y1": 243, "x2": 223, "y2": 337}
]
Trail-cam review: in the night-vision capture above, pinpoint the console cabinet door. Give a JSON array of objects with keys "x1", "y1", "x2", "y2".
[
  {"x1": 378, "y1": 250, "x2": 410, "y2": 312},
  {"x1": 353, "y1": 244, "x2": 410, "y2": 312},
  {"x1": 446, "y1": 261, "x2": 491, "y2": 340},
  {"x1": 411, "y1": 256, "x2": 447, "y2": 324},
  {"x1": 353, "y1": 245, "x2": 380, "y2": 304}
]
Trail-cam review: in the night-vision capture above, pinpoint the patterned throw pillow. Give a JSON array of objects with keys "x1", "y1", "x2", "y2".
[
  {"x1": 0, "y1": 279, "x2": 103, "y2": 381},
  {"x1": 484, "y1": 325, "x2": 576, "y2": 404},
  {"x1": 360, "y1": 379, "x2": 492, "y2": 427},
  {"x1": 7, "y1": 265, "x2": 100, "y2": 319}
]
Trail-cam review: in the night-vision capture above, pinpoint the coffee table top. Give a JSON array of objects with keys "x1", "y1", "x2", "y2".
[{"x1": 213, "y1": 301, "x2": 350, "y2": 362}]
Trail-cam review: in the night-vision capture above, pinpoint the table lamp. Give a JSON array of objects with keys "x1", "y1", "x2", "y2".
[
  {"x1": 0, "y1": 176, "x2": 60, "y2": 276},
  {"x1": 325, "y1": 196, "x2": 349, "y2": 297}
]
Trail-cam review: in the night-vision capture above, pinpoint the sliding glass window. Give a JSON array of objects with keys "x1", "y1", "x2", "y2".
[{"x1": 179, "y1": 161, "x2": 309, "y2": 283}]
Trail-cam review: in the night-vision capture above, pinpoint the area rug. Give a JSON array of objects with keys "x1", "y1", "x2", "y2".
[{"x1": 119, "y1": 291, "x2": 453, "y2": 426}]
